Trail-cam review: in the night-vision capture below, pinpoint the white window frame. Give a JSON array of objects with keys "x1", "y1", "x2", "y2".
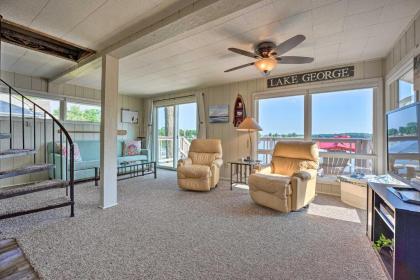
[
  {"x1": 253, "y1": 78, "x2": 384, "y2": 174},
  {"x1": 0, "y1": 86, "x2": 63, "y2": 120},
  {"x1": 0, "y1": 84, "x2": 104, "y2": 123},
  {"x1": 397, "y1": 69, "x2": 417, "y2": 108}
]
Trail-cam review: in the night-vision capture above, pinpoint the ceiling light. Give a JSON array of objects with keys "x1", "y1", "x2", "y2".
[{"x1": 254, "y1": 57, "x2": 277, "y2": 76}]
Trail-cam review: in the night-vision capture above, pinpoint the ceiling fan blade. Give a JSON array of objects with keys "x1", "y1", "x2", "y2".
[
  {"x1": 228, "y1": 48, "x2": 260, "y2": 59},
  {"x1": 276, "y1": 56, "x2": 314, "y2": 64},
  {"x1": 224, "y1": 62, "x2": 255, "y2": 72},
  {"x1": 275, "y1": 35, "x2": 306, "y2": 55}
]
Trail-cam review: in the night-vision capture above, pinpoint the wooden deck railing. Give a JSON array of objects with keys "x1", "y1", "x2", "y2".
[
  {"x1": 157, "y1": 136, "x2": 192, "y2": 165},
  {"x1": 257, "y1": 136, "x2": 375, "y2": 176}
]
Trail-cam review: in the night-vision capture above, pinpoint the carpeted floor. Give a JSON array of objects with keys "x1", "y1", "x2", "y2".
[{"x1": 0, "y1": 170, "x2": 386, "y2": 280}]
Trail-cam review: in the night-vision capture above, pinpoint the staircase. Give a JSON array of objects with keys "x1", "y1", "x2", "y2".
[
  {"x1": 0, "y1": 78, "x2": 75, "y2": 220},
  {"x1": 0, "y1": 239, "x2": 40, "y2": 279}
]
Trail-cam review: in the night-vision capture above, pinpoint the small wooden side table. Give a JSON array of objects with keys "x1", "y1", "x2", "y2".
[{"x1": 229, "y1": 160, "x2": 260, "y2": 190}]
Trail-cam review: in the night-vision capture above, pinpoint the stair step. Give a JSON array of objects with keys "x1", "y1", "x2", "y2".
[
  {"x1": 0, "y1": 164, "x2": 53, "y2": 180},
  {"x1": 0, "y1": 244, "x2": 26, "y2": 279},
  {"x1": 0, "y1": 197, "x2": 72, "y2": 220},
  {"x1": 0, "y1": 133, "x2": 11, "y2": 140},
  {"x1": 2, "y1": 266, "x2": 39, "y2": 280},
  {"x1": 0, "y1": 149, "x2": 35, "y2": 160},
  {"x1": 0, "y1": 239, "x2": 39, "y2": 280},
  {"x1": 0, "y1": 241, "x2": 17, "y2": 255},
  {"x1": 0, "y1": 180, "x2": 68, "y2": 200}
]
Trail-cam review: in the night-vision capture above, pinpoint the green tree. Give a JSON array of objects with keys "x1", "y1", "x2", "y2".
[
  {"x1": 387, "y1": 128, "x2": 398, "y2": 136},
  {"x1": 66, "y1": 105, "x2": 82, "y2": 121},
  {"x1": 52, "y1": 108, "x2": 60, "y2": 118},
  {"x1": 82, "y1": 108, "x2": 101, "y2": 122},
  {"x1": 66, "y1": 105, "x2": 100, "y2": 122}
]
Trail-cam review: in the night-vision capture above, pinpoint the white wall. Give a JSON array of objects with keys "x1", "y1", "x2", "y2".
[{"x1": 385, "y1": 11, "x2": 420, "y2": 76}]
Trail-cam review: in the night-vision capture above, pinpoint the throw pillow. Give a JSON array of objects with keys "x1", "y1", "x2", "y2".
[
  {"x1": 123, "y1": 140, "x2": 142, "y2": 156},
  {"x1": 55, "y1": 142, "x2": 82, "y2": 162}
]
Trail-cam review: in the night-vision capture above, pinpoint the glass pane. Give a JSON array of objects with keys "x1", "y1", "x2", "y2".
[
  {"x1": 318, "y1": 156, "x2": 373, "y2": 176},
  {"x1": 387, "y1": 104, "x2": 419, "y2": 183},
  {"x1": 66, "y1": 102, "x2": 101, "y2": 122},
  {"x1": 257, "y1": 95, "x2": 304, "y2": 163},
  {"x1": 0, "y1": 93, "x2": 52, "y2": 118},
  {"x1": 157, "y1": 106, "x2": 175, "y2": 167},
  {"x1": 28, "y1": 96, "x2": 60, "y2": 119},
  {"x1": 0, "y1": 92, "x2": 15, "y2": 117},
  {"x1": 398, "y1": 69, "x2": 415, "y2": 108},
  {"x1": 312, "y1": 88, "x2": 374, "y2": 176},
  {"x1": 178, "y1": 103, "x2": 197, "y2": 160}
]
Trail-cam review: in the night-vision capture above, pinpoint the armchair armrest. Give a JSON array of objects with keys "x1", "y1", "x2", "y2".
[
  {"x1": 253, "y1": 164, "x2": 272, "y2": 175},
  {"x1": 292, "y1": 169, "x2": 317, "y2": 180},
  {"x1": 212, "y1": 158, "x2": 223, "y2": 168},
  {"x1": 177, "y1": 157, "x2": 192, "y2": 168},
  {"x1": 290, "y1": 169, "x2": 318, "y2": 211}
]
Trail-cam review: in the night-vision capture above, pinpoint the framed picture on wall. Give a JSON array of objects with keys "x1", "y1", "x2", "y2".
[
  {"x1": 208, "y1": 104, "x2": 229, "y2": 123},
  {"x1": 121, "y1": 109, "x2": 139, "y2": 124}
]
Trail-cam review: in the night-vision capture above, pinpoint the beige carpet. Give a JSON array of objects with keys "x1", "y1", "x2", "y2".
[{"x1": 0, "y1": 170, "x2": 386, "y2": 280}]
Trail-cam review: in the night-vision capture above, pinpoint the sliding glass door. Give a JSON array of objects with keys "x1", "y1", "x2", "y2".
[{"x1": 156, "y1": 102, "x2": 197, "y2": 169}]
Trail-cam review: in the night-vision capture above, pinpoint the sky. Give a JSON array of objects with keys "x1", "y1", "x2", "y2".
[
  {"x1": 259, "y1": 88, "x2": 374, "y2": 136},
  {"x1": 388, "y1": 104, "x2": 417, "y2": 132},
  {"x1": 399, "y1": 80, "x2": 415, "y2": 101},
  {"x1": 178, "y1": 103, "x2": 197, "y2": 130},
  {"x1": 157, "y1": 102, "x2": 197, "y2": 131}
]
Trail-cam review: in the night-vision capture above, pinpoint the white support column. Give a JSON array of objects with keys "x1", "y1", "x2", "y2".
[{"x1": 100, "y1": 54, "x2": 119, "y2": 209}]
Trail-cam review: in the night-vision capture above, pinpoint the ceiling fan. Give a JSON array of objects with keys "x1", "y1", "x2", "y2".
[{"x1": 224, "y1": 35, "x2": 314, "y2": 76}]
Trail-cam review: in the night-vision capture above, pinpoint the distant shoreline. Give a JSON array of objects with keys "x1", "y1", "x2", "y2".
[{"x1": 209, "y1": 116, "x2": 229, "y2": 123}]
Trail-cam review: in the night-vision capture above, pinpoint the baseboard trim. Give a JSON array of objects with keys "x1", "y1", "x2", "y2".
[{"x1": 99, "y1": 203, "x2": 118, "y2": 209}]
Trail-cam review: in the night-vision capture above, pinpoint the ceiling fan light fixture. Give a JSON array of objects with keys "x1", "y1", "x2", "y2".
[
  {"x1": 255, "y1": 57, "x2": 277, "y2": 76},
  {"x1": 225, "y1": 35, "x2": 311, "y2": 74}
]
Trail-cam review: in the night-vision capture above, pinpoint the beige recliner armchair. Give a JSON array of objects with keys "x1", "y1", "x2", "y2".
[
  {"x1": 249, "y1": 141, "x2": 319, "y2": 212},
  {"x1": 177, "y1": 139, "x2": 223, "y2": 191}
]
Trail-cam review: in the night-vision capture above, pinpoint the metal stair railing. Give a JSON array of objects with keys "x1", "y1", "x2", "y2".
[{"x1": 0, "y1": 78, "x2": 75, "y2": 217}]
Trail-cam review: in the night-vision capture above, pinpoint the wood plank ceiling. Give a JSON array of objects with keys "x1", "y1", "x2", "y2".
[{"x1": 0, "y1": 0, "x2": 419, "y2": 95}]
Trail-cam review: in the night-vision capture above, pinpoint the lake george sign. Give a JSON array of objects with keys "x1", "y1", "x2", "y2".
[{"x1": 267, "y1": 66, "x2": 355, "y2": 88}]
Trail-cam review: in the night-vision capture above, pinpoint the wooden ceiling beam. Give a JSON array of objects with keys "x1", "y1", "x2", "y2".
[{"x1": 0, "y1": 16, "x2": 95, "y2": 62}]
